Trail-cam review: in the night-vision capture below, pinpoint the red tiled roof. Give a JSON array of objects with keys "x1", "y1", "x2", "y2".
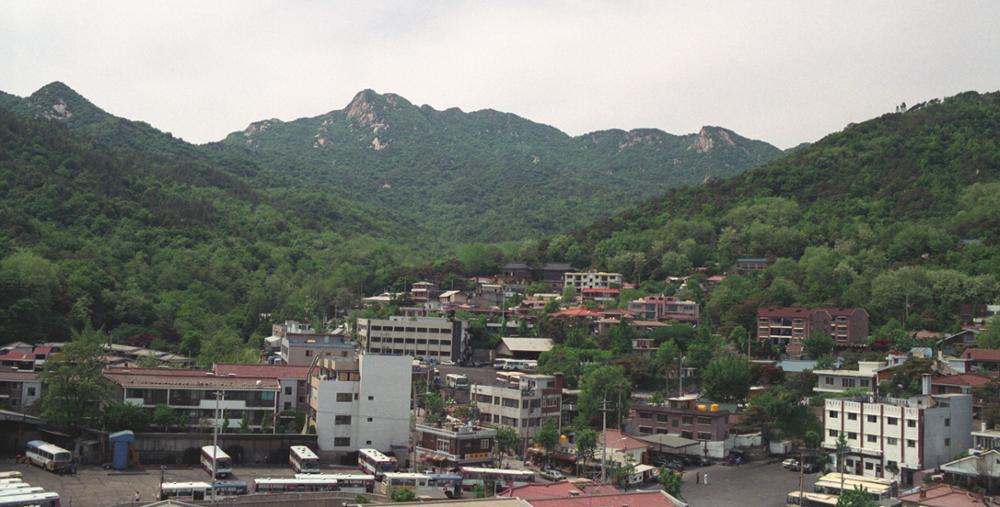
[
  {"x1": 213, "y1": 363, "x2": 310, "y2": 379},
  {"x1": 499, "y1": 481, "x2": 618, "y2": 500},
  {"x1": 896, "y1": 484, "x2": 988, "y2": 507},
  {"x1": 599, "y1": 429, "x2": 648, "y2": 450},
  {"x1": 528, "y1": 490, "x2": 680, "y2": 507},
  {"x1": 758, "y1": 307, "x2": 815, "y2": 317},
  {"x1": 932, "y1": 373, "x2": 992, "y2": 387},
  {"x1": 0, "y1": 351, "x2": 34, "y2": 361},
  {"x1": 32, "y1": 346, "x2": 52, "y2": 355},
  {"x1": 555, "y1": 309, "x2": 603, "y2": 318},
  {"x1": 103, "y1": 367, "x2": 281, "y2": 390},
  {"x1": 962, "y1": 348, "x2": 1000, "y2": 362}
]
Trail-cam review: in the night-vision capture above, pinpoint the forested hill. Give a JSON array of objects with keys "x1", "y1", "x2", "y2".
[
  {"x1": 218, "y1": 89, "x2": 783, "y2": 241},
  {"x1": 0, "y1": 106, "x2": 427, "y2": 355},
  {"x1": 535, "y1": 91, "x2": 1000, "y2": 334}
]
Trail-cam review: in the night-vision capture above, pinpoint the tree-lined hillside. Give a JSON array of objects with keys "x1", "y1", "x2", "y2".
[{"x1": 527, "y1": 91, "x2": 1000, "y2": 335}]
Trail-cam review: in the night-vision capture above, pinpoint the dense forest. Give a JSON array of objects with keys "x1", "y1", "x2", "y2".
[
  {"x1": 523, "y1": 91, "x2": 1000, "y2": 336},
  {"x1": 2, "y1": 84, "x2": 999, "y2": 367}
]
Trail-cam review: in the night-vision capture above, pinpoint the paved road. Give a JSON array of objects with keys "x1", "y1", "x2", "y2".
[{"x1": 678, "y1": 461, "x2": 818, "y2": 507}]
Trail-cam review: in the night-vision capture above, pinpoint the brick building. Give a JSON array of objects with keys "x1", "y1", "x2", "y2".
[{"x1": 757, "y1": 307, "x2": 870, "y2": 350}]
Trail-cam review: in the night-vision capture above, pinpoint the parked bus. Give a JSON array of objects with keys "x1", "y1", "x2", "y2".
[
  {"x1": 213, "y1": 480, "x2": 249, "y2": 498},
  {"x1": 379, "y1": 473, "x2": 462, "y2": 498},
  {"x1": 0, "y1": 492, "x2": 60, "y2": 507},
  {"x1": 200, "y1": 445, "x2": 233, "y2": 478},
  {"x1": 25, "y1": 441, "x2": 72, "y2": 474},
  {"x1": 445, "y1": 374, "x2": 469, "y2": 390},
  {"x1": 289, "y1": 445, "x2": 320, "y2": 474},
  {"x1": 0, "y1": 487, "x2": 44, "y2": 498},
  {"x1": 492, "y1": 359, "x2": 537, "y2": 372},
  {"x1": 459, "y1": 467, "x2": 535, "y2": 490},
  {"x1": 0, "y1": 481, "x2": 26, "y2": 490},
  {"x1": 159, "y1": 482, "x2": 213, "y2": 502},
  {"x1": 0, "y1": 474, "x2": 21, "y2": 481},
  {"x1": 786, "y1": 491, "x2": 839, "y2": 507},
  {"x1": 358, "y1": 448, "x2": 397, "y2": 477},
  {"x1": 813, "y1": 473, "x2": 897, "y2": 501},
  {"x1": 295, "y1": 474, "x2": 375, "y2": 493},
  {"x1": 252, "y1": 477, "x2": 342, "y2": 494}
]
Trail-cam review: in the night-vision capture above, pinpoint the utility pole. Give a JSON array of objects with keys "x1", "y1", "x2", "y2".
[
  {"x1": 600, "y1": 395, "x2": 608, "y2": 484},
  {"x1": 212, "y1": 390, "x2": 222, "y2": 503},
  {"x1": 797, "y1": 446, "x2": 805, "y2": 504}
]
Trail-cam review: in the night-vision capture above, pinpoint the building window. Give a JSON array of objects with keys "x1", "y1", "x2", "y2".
[
  {"x1": 829, "y1": 411, "x2": 838, "y2": 419},
  {"x1": 638, "y1": 426, "x2": 652, "y2": 434},
  {"x1": 334, "y1": 437, "x2": 350, "y2": 447},
  {"x1": 886, "y1": 437, "x2": 898, "y2": 445},
  {"x1": 335, "y1": 415, "x2": 352, "y2": 425},
  {"x1": 671, "y1": 419, "x2": 679, "y2": 428},
  {"x1": 866, "y1": 435, "x2": 877, "y2": 443},
  {"x1": 829, "y1": 430, "x2": 838, "y2": 437},
  {"x1": 682, "y1": 416, "x2": 693, "y2": 425},
  {"x1": 367, "y1": 417, "x2": 373, "y2": 422},
  {"x1": 481, "y1": 439, "x2": 490, "y2": 449},
  {"x1": 865, "y1": 462, "x2": 874, "y2": 470},
  {"x1": 27, "y1": 387, "x2": 36, "y2": 396},
  {"x1": 847, "y1": 413, "x2": 857, "y2": 421},
  {"x1": 366, "y1": 440, "x2": 372, "y2": 445},
  {"x1": 638, "y1": 412, "x2": 652, "y2": 419},
  {"x1": 305, "y1": 350, "x2": 312, "y2": 357},
  {"x1": 907, "y1": 420, "x2": 916, "y2": 428},
  {"x1": 848, "y1": 432, "x2": 858, "y2": 440},
  {"x1": 887, "y1": 417, "x2": 898, "y2": 425},
  {"x1": 336, "y1": 393, "x2": 352, "y2": 402},
  {"x1": 697, "y1": 416, "x2": 712, "y2": 425},
  {"x1": 697, "y1": 432, "x2": 712, "y2": 441},
  {"x1": 825, "y1": 377, "x2": 834, "y2": 385},
  {"x1": 944, "y1": 418, "x2": 950, "y2": 427},
  {"x1": 368, "y1": 395, "x2": 374, "y2": 401},
  {"x1": 285, "y1": 387, "x2": 293, "y2": 395},
  {"x1": 437, "y1": 439, "x2": 450, "y2": 452},
  {"x1": 866, "y1": 415, "x2": 877, "y2": 423},
  {"x1": 680, "y1": 431, "x2": 693, "y2": 439},
  {"x1": 906, "y1": 439, "x2": 916, "y2": 448},
  {"x1": 944, "y1": 438, "x2": 951, "y2": 446}
]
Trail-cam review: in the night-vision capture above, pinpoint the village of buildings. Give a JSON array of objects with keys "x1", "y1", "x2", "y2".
[{"x1": 1, "y1": 259, "x2": 999, "y2": 507}]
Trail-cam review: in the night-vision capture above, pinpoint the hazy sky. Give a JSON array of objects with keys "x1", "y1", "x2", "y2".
[{"x1": 2, "y1": 1, "x2": 999, "y2": 148}]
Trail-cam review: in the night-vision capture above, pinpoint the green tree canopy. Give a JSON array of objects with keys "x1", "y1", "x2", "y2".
[
  {"x1": 701, "y1": 353, "x2": 752, "y2": 403},
  {"x1": 40, "y1": 326, "x2": 112, "y2": 432}
]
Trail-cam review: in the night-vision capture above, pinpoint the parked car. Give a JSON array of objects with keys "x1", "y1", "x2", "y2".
[
  {"x1": 540, "y1": 469, "x2": 565, "y2": 481},
  {"x1": 683, "y1": 455, "x2": 712, "y2": 467},
  {"x1": 782, "y1": 458, "x2": 799, "y2": 470}
]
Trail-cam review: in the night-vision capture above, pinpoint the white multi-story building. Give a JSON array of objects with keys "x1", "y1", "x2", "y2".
[
  {"x1": 822, "y1": 375, "x2": 972, "y2": 485},
  {"x1": 307, "y1": 354, "x2": 412, "y2": 457},
  {"x1": 472, "y1": 373, "x2": 562, "y2": 445},
  {"x1": 813, "y1": 361, "x2": 890, "y2": 395},
  {"x1": 356, "y1": 316, "x2": 469, "y2": 363},
  {"x1": 563, "y1": 271, "x2": 624, "y2": 291}
]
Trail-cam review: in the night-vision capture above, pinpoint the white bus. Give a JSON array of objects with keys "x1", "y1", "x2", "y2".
[
  {"x1": 0, "y1": 492, "x2": 60, "y2": 507},
  {"x1": 814, "y1": 473, "x2": 897, "y2": 501},
  {"x1": 252, "y1": 477, "x2": 342, "y2": 494},
  {"x1": 159, "y1": 482, "x2": 212, "y2": 502},
  {"x1": 200, "y1": 445, "x2": 233, "y2": 478},
  {"x1": 459, "y1": 467, "x2": 535, "y2": 490},
  {"x1": 0, "y1": 474, "x2": 20, "y2": 481},
  {"x1": 295, "y1": 474, "x2": 375, "y2": 493},
  {"x1": 213, "y1": 480, "x2": 249, "y2": 498},
  {"x1": 0, "y1": 487, "x2": 44, "y2": 498},
  {"x1": 445, "y1": 374, "x2": 469, "y2": 390},
  {"x1": 289, "y1": 445, "x2": 320, "y2": 474},
  {"x1": 378, "y1": 473, "x2": 462, "y2": 498},
  {"x1": 358, "y1": 448, "x2": 397, "y2": 477},
  {"x1": 0, "y1": 481, "x2": 26, "y2": 490},
  {"x1": 493, "y1": 359, "x2": 537, "y2": 372},
  {"x1": 25, "y1": 441, "x2": 72, "y2": 474},
  {"x1": 786, "y1": 491, "x2": 839, "y2": 507}
]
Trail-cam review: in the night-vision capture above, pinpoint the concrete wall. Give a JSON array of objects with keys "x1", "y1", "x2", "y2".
[{"x1": 129, "y1": 432, "x2": 318, "y2": 465}]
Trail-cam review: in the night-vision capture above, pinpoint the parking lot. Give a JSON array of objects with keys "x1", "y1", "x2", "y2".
[
  {"x1": 678, "y1": 461, "x2": 819, "y2": 507},
  {"x1": 5, "y1": 463, "x2": 321, "y2": 507}
]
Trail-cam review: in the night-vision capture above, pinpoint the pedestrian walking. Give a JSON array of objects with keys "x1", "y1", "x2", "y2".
[
  {"x1": 696, "y1": 472, "x2": 700, "y2": 484},
  {"x1": 133, "y1": 490, "x2": 141, "y2": 505},
  {"x1": 703, "y1": 472, "x2": 708, "y2": 485}
]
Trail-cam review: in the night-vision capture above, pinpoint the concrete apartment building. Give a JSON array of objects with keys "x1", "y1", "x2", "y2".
[
  {"x1": 356, "y1": 316, "x2": 470, "y2": 363},
  {"x1": 472, "y1": 373, "x2": 562, "y2": 445},
  {"x1": 628, "y1": 395, "x2": 733, "y2": 458},
  {"x1": 813, "y1": 361, "x2": 893, "y2": 395},
  {"x1": 628, "y1": 295, "x2": 700, "y2": 323},
  {"x1": 414, "y1": 421, "x2": 496, "y2": 467},
  {"x1": 757, "y1": 307, "x2": 870, "y2": 349},
  {"x1": 214, "y1": 363, "x2": 310, "y2": 413},
  {"x1": 0, "y1": 370, "x2": 42, "y2": 409},
  {"x1": 104, "y1": 367, "x2": 281, "y2": 430},
  {"x1": 563, "y1": 271, "x2": 624, "y2": 291},
  {"x1": 307, "y1": 354, "x2": 411, "y2": 458},
  {"x1": 273, "y1": 321, "x2": 356, "y2": 366},
  {"x1": 821, "y1": 375, "x2": 973, "y2": 484}
]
